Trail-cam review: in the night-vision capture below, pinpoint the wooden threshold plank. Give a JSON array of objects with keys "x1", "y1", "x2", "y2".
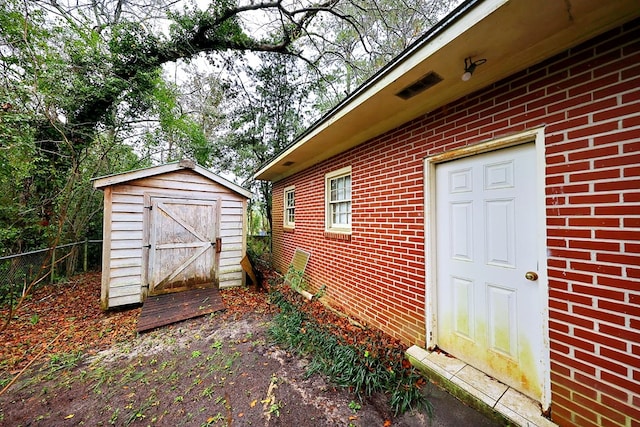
[{"x1": 137, "y1": 287, "x2": 225, "y2": 333}]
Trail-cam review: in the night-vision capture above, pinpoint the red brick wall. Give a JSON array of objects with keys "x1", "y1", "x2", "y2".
[{"x1": 272, "y1": 19, "x2": 640, "y2": 426}]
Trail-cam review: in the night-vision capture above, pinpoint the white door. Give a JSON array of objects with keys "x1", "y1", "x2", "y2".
[
  {"x1": 147, "y1": 198, "x2": 218, "y2": 295},
  {"x1": 435, "y1": 143, "x2": 544, "y2": 401}
]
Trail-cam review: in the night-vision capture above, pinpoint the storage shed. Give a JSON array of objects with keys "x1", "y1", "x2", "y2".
[{"x1": 93, "y1": 159, "x2": 252, "y2": 309}]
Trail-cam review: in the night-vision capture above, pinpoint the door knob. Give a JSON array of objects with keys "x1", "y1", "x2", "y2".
[{"x1": 525, "y1": 271, "x2": 538, "y2": 281}]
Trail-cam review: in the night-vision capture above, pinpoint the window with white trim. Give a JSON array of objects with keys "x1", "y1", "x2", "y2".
[
  {"x1": 284, "y1": 186, "x2": 295, "y2": 228},
  {"x1": 325, "y1": 166, "x2": 351, "y2": 232}
]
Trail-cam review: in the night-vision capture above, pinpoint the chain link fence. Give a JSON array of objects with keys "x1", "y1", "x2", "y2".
[{"x1": 0, "y1": 240, "x2": 102, "y2": 306}]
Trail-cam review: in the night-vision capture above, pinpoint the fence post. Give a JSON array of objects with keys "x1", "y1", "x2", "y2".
[
  {"x1": 84, "y1": 239, "x2": 88, "y2": 272},
  {"x1": 50, "y1": 247, "x2": 56, "y2": 284}
]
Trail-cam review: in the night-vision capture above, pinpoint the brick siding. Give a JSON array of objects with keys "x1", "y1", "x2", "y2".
[{"x1": 272, "y1": 19, "x2": 640, "y2": 426}]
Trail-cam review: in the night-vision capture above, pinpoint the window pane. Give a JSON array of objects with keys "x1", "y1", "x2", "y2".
[
  {"x1": 330, "y1": 175, "x2": 351, "y2": 202},
  {"x1": 285, "y1": 189, "x2": 295, "y2": 225},
  {"x1": 286, "y1": 191, "x2": 294, "y2": 208},
  {"x1": 331, "y1": 201, "x2": 351, "y2": 226},
  {"x1": 327, "y1": 171, "x2": 351, "y2": 230}
]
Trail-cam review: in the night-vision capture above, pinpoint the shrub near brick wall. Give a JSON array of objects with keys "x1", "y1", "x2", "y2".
[{"x1": 272, "y1": 19, "x2": 640, "y2": 427}]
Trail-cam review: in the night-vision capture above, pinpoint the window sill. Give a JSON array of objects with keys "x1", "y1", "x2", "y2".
[
  {"x1": 283, "y1": 226, "x2": 295, "y2": 232},
  {"x1": 324, "y1": 230, "x2": 351, "y2": 241}
]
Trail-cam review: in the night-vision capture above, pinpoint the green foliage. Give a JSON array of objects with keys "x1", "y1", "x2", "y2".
[
  {"x1": 268, "y1": 401, "x2": 282, "y2": 417},
  {"x1": 268, "y1": 291, "x2": 432, "y2": 416},
  {"x1": 29, "y1": 314, "x2": 39, "y2": 325},
  {"x1": 0, "y1": 1, "x2": 145, "y2": 255},
  {"x1": 213, "y1": 53, "x2": 316, "y2": 232},
  {"x1": 245, "y1": 235, "x2": 270, "y2": 288},
  {"x1": 284, "y1": 266, "x2": 307, "y2": 292},
  {"x1": 48, "y1": 351, "x2": 83, "y2": 373},
  {"x1": 142, "y1": 77, "x2": 212, "y2": 165},
  {"x1": 167, "y1": 3, "x2": 251, "y2": 55},
  {"x1": 247, "y1": 235, "x2": 269, "y2": 254}
]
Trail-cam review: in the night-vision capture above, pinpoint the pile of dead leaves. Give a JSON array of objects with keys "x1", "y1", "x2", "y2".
[
  {"x1": 0, "y1": 272, "x2": 274, "y2": 376},
  {"x1": 220, "y1": 285, "x2": 275, "y2": 320},
  {"x1": 0, "y1": 272, "x2": 139, "y2": 374}
]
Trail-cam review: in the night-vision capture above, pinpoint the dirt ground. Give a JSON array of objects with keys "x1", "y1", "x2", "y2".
[{"x1": 0, "y1": 273, "x2": 498, "y2": 426}]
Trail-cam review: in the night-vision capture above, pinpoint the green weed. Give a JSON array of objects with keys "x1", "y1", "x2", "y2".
[
  {"x1": 268, "y1": 402, "x2": 282, "y2": 417},
  {"x1": 0, "y1": 377, "x2": 9, "y2": 389},
  {"x1": 284, "y1": 266, "x2": 307, "y2": 292},
  {"x1": 201, "y1": 412, "x2": 224, "y2": 426},
  {"x1": 48, "y1": 351, "x2": 83, "y2": 373},
  {"x1": 124, "y1": 401, "x2": 149, "y2": 426},
  {"x1": 108, "y1": 408, "x2": 119, "y2": 425},
  {"x1": 201, "y1": 385, "x2": 215, "y2": 399},
  {"x1": 224, "y1": 352, "x2": 240, "y2": 370}
]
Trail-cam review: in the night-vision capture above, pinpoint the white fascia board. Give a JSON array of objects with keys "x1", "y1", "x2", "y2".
[
  {"x1": 193, "y1": 165, "x2": 253, "y2": 199},
  {"x1": 92, "y1": 163, "x2": 182, "y2": 189},
  {"x1": 93, "y1": 162, "x2": 252, "y2": 199}
]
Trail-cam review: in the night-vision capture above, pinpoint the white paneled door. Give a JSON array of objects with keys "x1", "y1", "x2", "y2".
[{"x1": 435, "y1": 143, "x2": 545, "y2": 402}]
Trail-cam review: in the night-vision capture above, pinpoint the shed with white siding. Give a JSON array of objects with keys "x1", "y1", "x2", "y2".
[{"x1": 93, "y1": 159, "x2": 252, "y2": 309}]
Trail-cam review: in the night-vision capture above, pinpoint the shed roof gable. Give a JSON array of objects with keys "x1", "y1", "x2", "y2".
[{"x1": 93, "y1": 159, "x2": 252, "y2": 199}]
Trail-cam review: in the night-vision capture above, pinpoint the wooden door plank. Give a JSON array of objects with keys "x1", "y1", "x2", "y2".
[
  {"x1": 137, "y1": 287, "x2": 225, "y2": 333},
  {"x1": 156, "y1": 201, "x2": 210, "y2": 242},
  {"x1": 156, "y1": 244, "x2": 211, "y2": 288}
]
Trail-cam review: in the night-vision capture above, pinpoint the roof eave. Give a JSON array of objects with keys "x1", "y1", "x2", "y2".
[{"x1": 254, "y1": 0, "x2": 640, "y2": 182}]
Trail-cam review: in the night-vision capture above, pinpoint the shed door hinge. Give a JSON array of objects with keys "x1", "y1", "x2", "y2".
[{"x1": 144, "y1": 205, "x2": 152, "y2": 210}]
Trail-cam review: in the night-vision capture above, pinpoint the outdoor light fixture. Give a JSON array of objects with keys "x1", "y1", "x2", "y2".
[{"x1": 462, "y1": 57, "x2": 487, "y2": 81}]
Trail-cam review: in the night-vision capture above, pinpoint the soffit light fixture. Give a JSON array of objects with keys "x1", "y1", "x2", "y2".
[{"x1": 462, "y1": 57, "x2": 487, "y2": 81}]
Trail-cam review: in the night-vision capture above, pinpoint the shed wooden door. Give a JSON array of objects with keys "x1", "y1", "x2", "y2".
[
  {"x1": 147, "y1": 198, "x2": 218, "y2": 295},
  {"x1": 435, "y1": 143, "x2": 545, "y2": 402}
]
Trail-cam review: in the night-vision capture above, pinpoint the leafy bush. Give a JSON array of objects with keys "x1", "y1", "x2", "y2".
[
  {"x1": 268, "y1": 290, "x2": 432, "y2": 416},
  {"x1": 246, "y1": 235, "x2": 270, "y2": 270},
  {"x1": 284, "y1": 265, "x2": 307, "y2": 292}
]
